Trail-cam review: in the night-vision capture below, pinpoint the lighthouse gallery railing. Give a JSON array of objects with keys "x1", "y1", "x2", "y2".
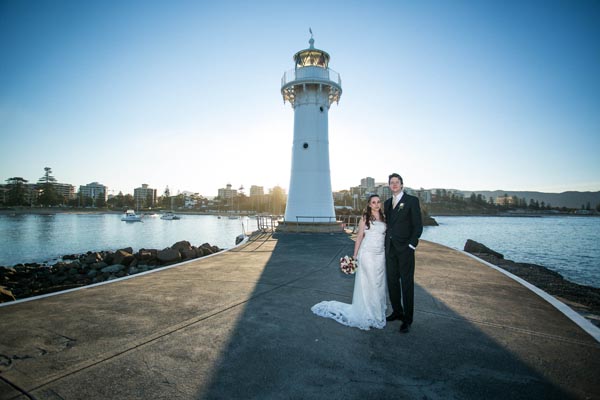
[{"x1": 281, "y1": 67, "x2": 341, "y2": 88}]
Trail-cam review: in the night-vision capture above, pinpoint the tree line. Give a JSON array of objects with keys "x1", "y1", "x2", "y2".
[{"x1": 431, "y1": 189, "x2": 600, "y2": 213}]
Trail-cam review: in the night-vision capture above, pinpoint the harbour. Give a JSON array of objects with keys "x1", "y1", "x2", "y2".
[
  {"x1": 421, "y1": 215, "x2": 600, "y2": 288},
  {"x1": 0, "y1": 212, "x2": 256, "y2": 267},
  {"x1": 1, "y1": 212, "x2": 598, "y2": 289}
]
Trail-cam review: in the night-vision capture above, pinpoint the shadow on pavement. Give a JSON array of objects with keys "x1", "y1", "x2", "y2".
[{"x1": 197, "y1": 234, "x2": 578, "y2": 400}]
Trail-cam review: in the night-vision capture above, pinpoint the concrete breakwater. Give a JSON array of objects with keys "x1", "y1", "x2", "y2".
[
  {"x1": 464, "y1": 239, "x2": 600, "y2": 327},
  {"x1": 0, "y1": 240, "x2": 222, "y2": 303},
  {"x1": 1, "y1": 233, "x2": 598, "y2": 399}
]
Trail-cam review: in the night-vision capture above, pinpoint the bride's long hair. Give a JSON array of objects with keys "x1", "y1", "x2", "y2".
[{"x1": 364, "y1": 194, "x2": 384, "y2": 230}]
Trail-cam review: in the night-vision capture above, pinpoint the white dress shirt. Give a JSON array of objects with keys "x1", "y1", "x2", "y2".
[{"x1": 392, "y1": 191, "x2": 404, "y2": 208}]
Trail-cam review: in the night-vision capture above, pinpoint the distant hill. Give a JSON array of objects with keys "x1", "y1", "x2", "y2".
[{"x1": 458, "y1": 190, "x2": 600, "y2": 209}]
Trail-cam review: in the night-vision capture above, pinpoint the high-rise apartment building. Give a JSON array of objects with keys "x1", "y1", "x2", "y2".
[
  {"x1": 249, "y1": 185, "x2": 264, "y2": 197},
  {"x1": 218, "y1": 184, "x2": 237, "y2": 200},
  {"x1": 134, "y1": 184, "x2": 157, "y2": 208},
  {"x1": 54, "y1": 183, "x2": 76, "y2": 200},
  {"x1": 360, "y1": 177, "x2": 375, "y2": 190},
  {"x1": 79, "y1": 182, "x2": 107, "y2": 201}
]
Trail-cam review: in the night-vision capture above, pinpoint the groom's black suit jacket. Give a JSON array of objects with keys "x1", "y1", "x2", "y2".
[{"x1": 384, "y1": 193, "x2": 423, "y2": 253}]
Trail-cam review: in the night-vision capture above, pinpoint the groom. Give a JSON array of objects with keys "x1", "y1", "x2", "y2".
[{"x1": 384, "y1": 173, "x2": 423, "y2": 333}]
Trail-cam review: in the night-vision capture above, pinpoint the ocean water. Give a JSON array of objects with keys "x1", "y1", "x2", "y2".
[
  {"x1": 421, "y1": 215, "x2": 600, "y2": 288},
  {"x1": 0, "y1": 213, "x2": 255, "y2": 266},
  {"x1": 1, "y1": 213, "x2": 598, "y2": 288}
]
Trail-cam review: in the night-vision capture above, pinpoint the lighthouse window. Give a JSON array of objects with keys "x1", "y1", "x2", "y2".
[
  {"x1": 295, "y1": 50, "x2": 329, "y2": 68},
  {"x1": 303, "y1": 143, "x2": 309, "y2": 149}
]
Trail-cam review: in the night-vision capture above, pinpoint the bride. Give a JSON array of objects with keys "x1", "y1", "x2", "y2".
[{"x1": 311, "y1": 194, "x2": 387, "y2": 330}]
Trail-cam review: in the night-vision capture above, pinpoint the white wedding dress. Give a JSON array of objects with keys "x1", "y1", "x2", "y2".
[{"x1": 311, "y1": 220, "x2": 387, "y2": 330}]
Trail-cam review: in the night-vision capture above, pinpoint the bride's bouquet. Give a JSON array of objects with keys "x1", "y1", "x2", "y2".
[{"x1": 340, "y1": 255, "x2": 357, "y2": 275}]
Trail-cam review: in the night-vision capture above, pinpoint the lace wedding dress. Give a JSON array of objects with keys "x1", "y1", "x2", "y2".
[{"x1": 311, "y1": 220, "x2": 387, "y2": 330}]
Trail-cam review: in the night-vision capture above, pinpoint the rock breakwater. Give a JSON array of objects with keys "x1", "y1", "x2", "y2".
[{"x1": 0, "y1": 240, "x2": 222, "y2": 303}]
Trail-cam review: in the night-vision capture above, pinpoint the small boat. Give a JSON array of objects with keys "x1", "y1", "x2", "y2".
[
  {"x1": 121, "y1": 209, "x2": 142, "y2": 222},
  {"x1": 160, "y1": 211, "x2": 181, "y2": 220}
]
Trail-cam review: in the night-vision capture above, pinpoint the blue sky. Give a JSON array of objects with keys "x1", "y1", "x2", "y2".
[{"x1": 1, "y1": 0, "x2": 599, "y2": 197}]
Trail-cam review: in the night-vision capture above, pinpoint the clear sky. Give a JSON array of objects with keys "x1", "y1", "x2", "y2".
[{"x1": 1, "y1": 0, "x2": 599, "y2": 197}]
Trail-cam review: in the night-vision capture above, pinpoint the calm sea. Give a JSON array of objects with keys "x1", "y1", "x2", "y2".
[
  {"x1": 421, "y1": 215, "x2": 600, "y2": 288},
  {"x1": 0, "y1": 213, "x2": 255, "y2": 267},
  {"x1": 1, "y1": 213, "x2": 598, "y2": 288}
]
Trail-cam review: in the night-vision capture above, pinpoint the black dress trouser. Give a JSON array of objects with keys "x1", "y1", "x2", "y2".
[{"x1": 386, "y1": 242, "x2": 415, "y2": 324}]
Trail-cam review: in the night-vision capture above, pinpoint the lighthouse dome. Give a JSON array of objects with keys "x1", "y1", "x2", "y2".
[{"x1": 293, "y1": 39, "x2": 330, "y2": 69}]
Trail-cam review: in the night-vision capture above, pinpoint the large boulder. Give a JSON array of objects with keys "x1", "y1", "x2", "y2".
[
  {"x1": 464, "y1": 239, "x2": 504, "y2": 259},
  {"x1": 157, "y1": 248, "x2": 181, "y2": 264},
  {"x1": 137, "y1": 249, "x2": 157, "y2": 261},
  {"x1": 0, "y1": 286, "x2": 16, "y2": 302},
  {"x1": 172, "y1": 241, "x2": 192, "y2": 252},
  {"x1": 181, "y1": 248, "x2": 198, "y2": 260},
  {"x1": 200, "y1": 243, "x2": 221, "y2": 255},
  {"x1": 199, "y1": 244, "x2": 213, "y2": 255},
  {"x1": 90, "y1": 261, "x2": 108, "y2": 270},
  {"x1": 112, "y1": 249, "x2": 135, "y2": 266},
  {"x1": 103, "y1": 251, "x2": 115, "y2": 265},
  {"x1": 83, "y1": 252, "x2": 103, "y2": 264},
  {"x1": 101, "y1": 264, "x2": 125, "y2": 274},
  {"x1": 171, "y1": 241, "x2": 197, "y2": 260}
]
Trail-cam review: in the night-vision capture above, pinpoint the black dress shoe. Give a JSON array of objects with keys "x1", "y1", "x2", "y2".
[
  {"x1": 386, "y1": 313, "x2": 404, "y2": 322},
  {"x1": 399, "y1": 322, "x2": 411, "y2": 333}
]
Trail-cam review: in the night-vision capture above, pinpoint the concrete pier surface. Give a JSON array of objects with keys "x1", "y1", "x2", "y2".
[{"x1": 1, "y1": 232, "x2": 599, "y2": 400}]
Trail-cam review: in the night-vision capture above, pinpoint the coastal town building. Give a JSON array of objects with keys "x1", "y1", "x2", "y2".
[
  {"x1": 349, "y1": 186, "x2": 362, "y2": 197},
  {"x1": 248, "y1": 186, "x2": 265, "y2": 211},
  {"x1": 376, "y1": 185, "x2": 392, "y2": 200},
  {"x1": 24, "y1": 183, "x2": 38, "y2": 205},
  {"x1": 180, "y1": 192, "x2": 204, "y2": 209},
  {"x1": 416, "y1": 189, "x2": 432, "y2": 203},
  {"x1": 495, "y1": 195, "x2": 517, "y2": 206},
  {"x1": 218, "y1": 184, "x2": 237, "y2": 201},
  {"x1": 333, "y1": 191, "x2": 347, "y2": 202},
  {"x1": 0, "y1": 185, "x2": 7, "y2": 204},
  {"x1": 249, "y1": 185, "x2": 264, "y2": 197},
  {"x1": 134, "y1": 184, "x2": 157, "y2": 208},
  {"x1": 360, "y1": 177, "x2": 375, "y2": 191},
  {"x1": 54, "y1": 183, "x2": 76, "y2": 200},
  {"x1": 79, "y1": 182, "x2": 108, "y2": 202}
]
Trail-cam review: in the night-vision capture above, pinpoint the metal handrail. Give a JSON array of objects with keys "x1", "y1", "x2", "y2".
[
  {"x1": 256, "y1": 215, "x2": 363, "y2": 233},
  {"x1": 337, "y1": 214, "x2": 362, "y2": 234},
  {"x1": 294, "y1": 216, "x2": 337, "y2": 223},
  {"x1": 281, "y1": 67, "x2": 342, "y2": 88},
  {"x1": 256, "y1": 215, "x2": 282, "y2": 232}
]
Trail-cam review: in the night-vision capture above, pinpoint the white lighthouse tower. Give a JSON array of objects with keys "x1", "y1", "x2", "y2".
[{"x1": 281, "y1": 33, "x2": 342, "y2": 228}]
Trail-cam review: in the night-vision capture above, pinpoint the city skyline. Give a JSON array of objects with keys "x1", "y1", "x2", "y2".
[{"x1": 1, "y1": 1, "x2": 599, "y2": 196}]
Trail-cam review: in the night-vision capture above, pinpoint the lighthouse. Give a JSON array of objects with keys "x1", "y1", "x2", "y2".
[{"x1": 281, "y1": 33, "x2": 342, "y2": 227}]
